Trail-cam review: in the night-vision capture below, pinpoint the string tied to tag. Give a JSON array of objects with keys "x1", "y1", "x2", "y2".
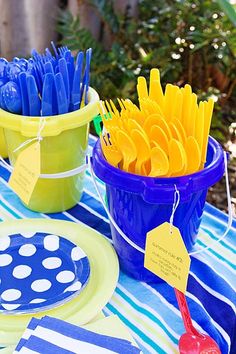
[
  {"x1": 13, "y1": 117, "x2": 46, "y2": 153},
  {"x1": 169, "y1": 184, "x2": 180, "y2": 234}
]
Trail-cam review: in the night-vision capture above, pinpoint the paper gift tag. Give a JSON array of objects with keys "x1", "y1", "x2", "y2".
[
  {"x1": 9, "y1": 142, "x2": 41, "y2": 205},
  {"x1": 144, "y1": 222, "x2": 191, "y2": 293}
]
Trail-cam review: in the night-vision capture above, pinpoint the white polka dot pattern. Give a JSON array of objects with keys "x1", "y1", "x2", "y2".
[
  {"x1": 31, "y1": 279, "x2": 52, "y2": 292},
  {"x1": 43, "y1": 235, "x2": 59, "y2": 251},
  {"x1": 71, "y1": 247, "x2": 86, "y2": 261},
  {"x1": 13, "y1": 265, "x2": 32, "y2": 279},
  {"x1": 0, "y1": 232, "x2": 90, "y2": 313},
  {"x1": 0, "y1": 237, "x2": 10, "y2": 251},
  {"x1": 0, "y1": 254, "x2": 12, "y2": 266},
  {"x1": 42, "y1": 257, "x2": 62, "y2": 269},
  {"x1": 2, "y1": 303, "x2": 20, "y2": 311},
  {"x1": 21, "y1": 231, "x2": 36, "y2": 238},
  {"x1": 1, "y1": 289, "x2": 21, "y2": 301},
  {"x1": 56, "y1": 271, "x2": 75, "y2": 284},
  {"x1": 19, "y1": 244, "x2": 36, "y2": 257},
  {"x1": 64, "y1": 281, "x2": 82, "y2": 293},
  {"x1": 30, "y1": 298, "x2": 46, "y2": 304}
]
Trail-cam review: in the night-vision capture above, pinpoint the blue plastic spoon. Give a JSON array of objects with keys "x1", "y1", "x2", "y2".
[
  {"x1": 1, "y1": 81, "x2": 22, "y2": 114},
  {"x1": 7, "y1": 62, "x2": 22, "y2": 83}
]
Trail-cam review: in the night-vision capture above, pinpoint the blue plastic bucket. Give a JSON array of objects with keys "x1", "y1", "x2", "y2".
[{"x1": 92, "y1": 137, "x2": 225, "y2": 282}]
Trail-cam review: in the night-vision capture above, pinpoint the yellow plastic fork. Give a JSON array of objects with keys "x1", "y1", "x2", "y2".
[{"x1": 100, "y1": 133, "x2": 122, "y2": 168}]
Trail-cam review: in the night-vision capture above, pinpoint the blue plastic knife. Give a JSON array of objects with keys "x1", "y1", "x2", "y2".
[
  {"x1": 58, "y1": 57, "x2": 70, "y2": 107},
  {"x1": 55, "y1": 72, "x2": 68, "y2": 114},
  {"x1": 42, "y1": 73, "x2": 54, "y2": 116},
  {"x1": 70, "y1": 51, "x2": 84, "y2": 111},
  {"x1": 26, "y1": 75, "x2": 41, "y2": 116},
  {"x1": 19, "y1": 72, "x2": 29, "y2": 116}
]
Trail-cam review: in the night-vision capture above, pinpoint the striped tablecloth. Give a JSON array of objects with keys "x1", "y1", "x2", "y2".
[{"x1": 0, "y1": 135, "x2": 235, "y2": 354}]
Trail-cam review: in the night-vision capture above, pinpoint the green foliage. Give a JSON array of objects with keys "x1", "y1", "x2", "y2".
[
  {"x1": 57, "y1": 0, "x2": 236, "y2": 142},
  {"x1": 216, "y1": 0, "x2": 236, "y2": 26}
]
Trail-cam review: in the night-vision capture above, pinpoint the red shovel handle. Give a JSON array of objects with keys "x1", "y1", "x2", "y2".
[{"x1": 174, "y1": 288, "x2": 202, "y2": 337}]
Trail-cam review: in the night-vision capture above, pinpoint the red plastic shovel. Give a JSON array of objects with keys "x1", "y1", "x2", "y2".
[{"x1": 174, "y1": 289, "x2": 221, "y2": 354}]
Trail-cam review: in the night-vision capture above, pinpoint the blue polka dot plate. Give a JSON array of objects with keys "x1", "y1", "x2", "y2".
[{"x1": 0, "y1": 232, "x2": 90, "y2": 314}]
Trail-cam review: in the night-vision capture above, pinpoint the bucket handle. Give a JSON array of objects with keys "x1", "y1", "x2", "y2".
[
  {"x1": 0, "y1": 156, "x2": 87, "y2": 179},
  {"x1": 88, "y1": 152, "x2": 233, "y2": 257}
]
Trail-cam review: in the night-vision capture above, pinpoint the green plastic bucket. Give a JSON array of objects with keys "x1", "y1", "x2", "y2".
[
  {"x1": 0, "y1": 87, "x2": 99, "y2": 213},
  {"x1": 0, "y1": 128, "x2": 8, "y2": 158}
]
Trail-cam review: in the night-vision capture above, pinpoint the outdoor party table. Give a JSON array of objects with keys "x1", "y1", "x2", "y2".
[{"x1": 0, "y1": 134, "x2": 235, "y2": 354}]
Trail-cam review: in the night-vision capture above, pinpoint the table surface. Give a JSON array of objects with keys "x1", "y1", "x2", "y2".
[{"x1": 0, "y1": 134, "x2": 235, "y2": 354}]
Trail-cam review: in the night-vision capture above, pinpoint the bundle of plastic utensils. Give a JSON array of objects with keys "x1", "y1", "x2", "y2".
[
  {"x1": 0, "y1": 41, "x2": 92, "y2": 116},
  {"x1": 99, "y1": 68, "x2": 214, "y2": 177},
  {"x1": 14, "y1": 316, "x2": 141, "y2": 354}
]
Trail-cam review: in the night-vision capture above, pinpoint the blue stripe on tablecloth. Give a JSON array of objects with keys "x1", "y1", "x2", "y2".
[
  {"x1": 15, "y1": 318, "x2": 40, "y2": 352},
  {"x1": 23, "y1": 336, "x2": 74, "y2": 354},
  {"x1": 0, "y1": 135, "x2": 235, "y2": 354}
]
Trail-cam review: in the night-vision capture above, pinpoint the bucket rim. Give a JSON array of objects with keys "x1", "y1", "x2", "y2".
[
  {"x1": 92, "y1": 136, "x2": 225, "y2": 203},
  {"x1": 0, "y1": 87, "x2": 99, "y2": 137}
]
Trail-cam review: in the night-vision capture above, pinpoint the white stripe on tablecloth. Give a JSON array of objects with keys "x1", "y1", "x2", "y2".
[
  {"x1": 141, "y1": 282, "x2": 207, "y2": 334},
  {"x1": 25, "y1": 326, "x2": 117, "y2": 354},
  {"x1": 109, "y1": 294, "x2": 178, "y2": 354},
  {"x1": 62, "y1": 211, "x2": 112, "y2": 244},
  {"x1": 190, "y1": 271, "x2": 236, "y2": 314},
  {"x1": 192, "y1": 254, "x2": 236, "y2": 294},
  {"x1": 79, "y1": 201, "x2": 109, "y2": 223},
  {"x1": 117, "y1": 283, "x2": 179, "y2": 341},
  {"x1": 186, "y1": 291, "x2": 231, "y2": 350}
]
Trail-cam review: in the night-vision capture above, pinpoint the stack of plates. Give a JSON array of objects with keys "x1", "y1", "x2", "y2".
[{"x1": 0, "y1": 218, "x2": 119, "y2": 347}]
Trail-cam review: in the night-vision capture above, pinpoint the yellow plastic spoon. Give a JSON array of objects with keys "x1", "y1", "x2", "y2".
[
  {"x1": 143, "y1": 114, "x2": 172, "y2": 140},
  {"x1": 149, "y1": 145, "x2": 169, "y2": 177},
  {"x1": 172, "y1": 118, "x2": 187, "y2": 143},
  {"x1": 131, "y1": 129, "x2": 151, "y2": 175},
  {"x1": 150, "y1": 125, "x2": 169, "y2": 154},
  {"x1": 168, "y1": 138, "x2": 186, "y2": 176},
  {"x1": 169, "y1": 121, "x2": 184, "y2": 144},
  {"x1": 116, "y1": 130, "x2": 137, "y2": 172},
  {"x1": 143, "y1": 113, "x2": 163, "y2": 135},
  {"x1": 184, "y1": 136, "x2": 201, "y2": 174},
  {"x1": 127, "y1": 119, "x2": 143, "y2": 133}
]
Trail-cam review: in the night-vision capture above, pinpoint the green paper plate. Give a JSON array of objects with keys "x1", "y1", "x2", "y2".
[{"x1": 0, "y1": 219, "x2": 119, "y2": 347}]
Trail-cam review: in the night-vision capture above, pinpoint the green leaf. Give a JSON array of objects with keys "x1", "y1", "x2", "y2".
[{"x1": 216, "y1": 0, "x2": 236, "y2": 27}]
